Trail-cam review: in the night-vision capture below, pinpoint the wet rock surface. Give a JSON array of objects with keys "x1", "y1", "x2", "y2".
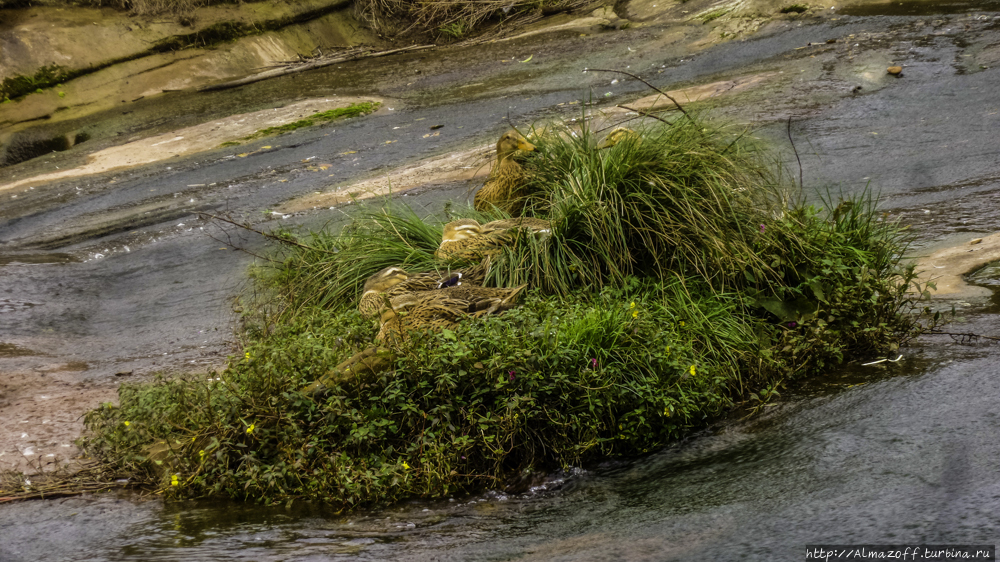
[{"x1": 1, "y1": 0, "x2": 1000, "y2": 559}]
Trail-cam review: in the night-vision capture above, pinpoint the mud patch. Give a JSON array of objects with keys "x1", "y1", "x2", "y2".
[
  {"x1": 838, "y1": 0, "x2": 1000, "y2": 16},
  {"x1": 0, "y1": 369, "x2": 117, "y2": 475},
  {"x1": 0, "y1": 253, "x2": 79, "y2": 266},
  {"x1": 913, "y1": 233, "x2": 1000, "y2": 299},
  {"x1": 0, "y1": 343, "x2": 37, "y2": 358}
]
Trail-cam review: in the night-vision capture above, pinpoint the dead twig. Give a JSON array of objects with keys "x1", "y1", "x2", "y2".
[
  {"x1": 616, "y1": 104, "x2": 673, "y2": 125},
  {"x1": 197, "y1": 212, "x2": 329, "y2": 254},
  {"x1": 786, "y1": 116, "x2": 803, "y2": 190},
  {"x1": 586, "y1": 68, "x2": 691, "y2": 120},
  {"x1": 198, "y1": 45, "x2": 436, "y2": 92},
  {"x1": 924, "y1": 330, "x2": 1000, "y2": 343}
]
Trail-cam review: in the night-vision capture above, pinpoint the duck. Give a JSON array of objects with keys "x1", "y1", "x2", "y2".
[
  {"x1": 597, "y1": 127, "x2": 640, "y2": 149},
  {"x1": 358, "y1": 262, "x2": 489, "y2": 319},
  {"x1": 436, "y1": 218, "x2": 552, "y2": 261},
  {"x1": 376, "y1": 283, "x2": 527, "y2": 347},
  {"x1": 481, "y1": 216, "x2": 551, "y2": 234},
  {"x1": 473, "y1": 130, "x2": 536, "y2": 214}
]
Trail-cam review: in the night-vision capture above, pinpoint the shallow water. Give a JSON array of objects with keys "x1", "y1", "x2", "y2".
[
  {"x1": 2, "y1": 329, "x2": 999, "y2": 561},
  {"x1": 3, "y1": 2, "x2": 1000, "y2": 560}
]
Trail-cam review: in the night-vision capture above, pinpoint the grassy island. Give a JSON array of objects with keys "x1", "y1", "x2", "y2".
[{"x1": 82, "y1": 115, "x2": 935, "y2": 507}]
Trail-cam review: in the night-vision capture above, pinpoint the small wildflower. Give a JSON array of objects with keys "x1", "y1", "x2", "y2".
[
  {"x1": 244, "y1": 351, "x2": 251, "y2": 360},
  {"x1": 787, "y1": 321, "x2": 798, "y2": 328},
  {"x1": 759, "y1": 223, "x2": 766, "y2": 233},
  {"x1": 590, "y1": 358, "x2": 598, "y2": 369},
  {"x1": 123, "y1": 421, "x2": 131, "y2": 427},
  {"x1": 632, "y1": 310, "x2": 639, "y2": 319},
  {"x1": 171, "y1": 474, "x2": 179, "y2": 486},
  {"x1": 461, "y1": 456, "x2": 466, "y2": 460},
  {"x1": 402, "y1": 461, "x2": 411, "y2": 470},
  {"x1": 663, "y1": 407, "x2": 671, "y2": 416},
  {"x1": 246, "y1": 423, "x2": 255, "y2": 435},
  {"x1": 689, "y1": 365, "x2": 697, "y2": 376},
  {"x1": 679, "y1": 321, "x2": 686, "y2": 327},
  {"x1": 629, "y1": 301, "x2": 636, "y2": 309},
  {"x1": 199, "y1": 450, "x2": 206, "y2": 460},
  {"x1": 508, "y1": 370, "x2": 516, "y2": 382}
]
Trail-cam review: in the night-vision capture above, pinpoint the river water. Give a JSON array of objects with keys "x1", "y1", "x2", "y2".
[{"x1": 2, "y1": 2, "x2": 1000, "y2": 560}]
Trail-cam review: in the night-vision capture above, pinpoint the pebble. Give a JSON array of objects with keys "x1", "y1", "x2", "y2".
[{"x1": 887, "y1": 66, "x2": 903, "y2": 75}]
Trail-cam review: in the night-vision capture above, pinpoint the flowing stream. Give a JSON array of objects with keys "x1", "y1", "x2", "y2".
[{"x1": 2, "y1": 2, "x2": 1000, "y2": 559}]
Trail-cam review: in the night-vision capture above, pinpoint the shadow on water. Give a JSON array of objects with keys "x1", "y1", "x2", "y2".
[{"x1": 838, "y1": 0, "x2": 1000, "y2": 16}]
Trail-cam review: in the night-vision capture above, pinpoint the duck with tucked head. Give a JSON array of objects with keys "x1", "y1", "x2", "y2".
[
  {"x1": 358, "y1": 262, "x2": 488, "y2": 319},
  {"x1": 376, "y1": 284, "x2": 527, "y2": 347},
  {"x1": 436, "y1": 217, "x2": 552, "y2": 261},
  {"x1": 474, "y1": 130, "x2": 536, "y2": 214}
]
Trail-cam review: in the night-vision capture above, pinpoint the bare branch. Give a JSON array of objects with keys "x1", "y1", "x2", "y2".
[
  {"x1": 197, "y1": 212, "x2": 329, "y2": 254},
  {"x1": 587, "y1": 68, "x2": 691, "y2": 119}
]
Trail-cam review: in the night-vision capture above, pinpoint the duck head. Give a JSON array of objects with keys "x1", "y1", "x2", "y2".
[
  {"x1": 363, "y1": 266, "x2": 409, "y2": 293},
  {"x1": 441, "y1": 219, "x2": 483, "y2": 244},
  {"x1": 597, "y1": 127, "x2": 640, "y2": 149},
  {"x1": 496, "y1": 130, "x2": 536, "y2": 161}
]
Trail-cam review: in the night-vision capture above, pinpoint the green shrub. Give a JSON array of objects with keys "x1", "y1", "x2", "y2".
[{"x1": 81, "y1": 115, "x2": 935, "y2": 508}]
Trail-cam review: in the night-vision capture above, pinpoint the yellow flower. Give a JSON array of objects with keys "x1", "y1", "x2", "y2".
[
  {"x1": 663, "y1": 407, "x2": 671, "y2": 416},
  {"x1": 629, "y1": 301, "x2": 636, "y2": 309},
  {"x1": 632, "y1": 310, "x2": 639, "y2": 319},
  {"x1": 689, "y1": 365, "x2": 697, "y2": 376},
  {"x1": 402, "y1": 461, "x2": 411, "y2": 470},
  {"x1": 246, "y1": 423, "x2": 255, "y2": 435},
  {"x1": 199, "y1": 450, "x2": 206, "y2": 460},
  {"x1": 171, "y1": 474, "x2": 179, "y2": 486},
  {"x1": 123, "y1": 421, "x2": 131, "y2": 427},
  {"x1": 244, "y1": 351, "x2": 251, "y2": 360},
  {"x1": 679, "y1": 321, "x2": 686, "y2": 327}
]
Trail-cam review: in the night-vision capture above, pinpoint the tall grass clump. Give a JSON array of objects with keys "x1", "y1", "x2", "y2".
[{"x1": 82, "y1": 113, "x2": 935, "y2": 508}]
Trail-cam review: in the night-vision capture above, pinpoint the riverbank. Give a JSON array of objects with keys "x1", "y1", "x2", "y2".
[{"x1": 1, "y1": 0, "x2": 999, "y2": 486}]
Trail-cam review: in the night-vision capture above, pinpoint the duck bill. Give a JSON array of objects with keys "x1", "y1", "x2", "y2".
[{"x1": 518, "y1": 140, "x2": 536, "y2": 152}]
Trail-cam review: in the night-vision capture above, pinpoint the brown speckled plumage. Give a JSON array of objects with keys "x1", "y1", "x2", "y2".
[
  {"x1": 358, "y1": 263, "x2": 488, "y2": 319},
  {"x1": 474, "y1": 131, "x2": 536, "y2": 214},
  {"x1": 375, "y1": 284, "x2": 527, "y2": 346}
]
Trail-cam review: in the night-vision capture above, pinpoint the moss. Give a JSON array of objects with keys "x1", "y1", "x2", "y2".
[
  {"x1": 0, "y1": 65, "x2": 76, "y2": 102},
  {"x1": 700, "y1": 8, "x2": 728, "y2": 23},
  {"x1": 220, "y1": 102, "x2": 379, "y2": 146}
]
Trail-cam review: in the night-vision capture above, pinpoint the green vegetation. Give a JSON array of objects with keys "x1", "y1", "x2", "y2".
[
  {"x1": 0, "y1": 65, "x2": 78, "y2": 103},
  {"x1": 700, "y1": 8, "x2": 729, "y2": 23},
  {"x1": 439, "y1": 20, "x2": 472, "y2": 39},
  {"x1": 221, "y1": 102, "x2": 380, "y2": 147},
  {"x1": 780, "y1": 4, "x2": 810, "y2": 14},
  {"x1": 82, "y1": 114, "x2": 937, "y2": 508}
]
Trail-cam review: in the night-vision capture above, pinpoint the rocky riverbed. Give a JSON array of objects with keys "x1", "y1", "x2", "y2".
[{"x1": 2, "y1": 0, "x2": 1000, "y2": 558}]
